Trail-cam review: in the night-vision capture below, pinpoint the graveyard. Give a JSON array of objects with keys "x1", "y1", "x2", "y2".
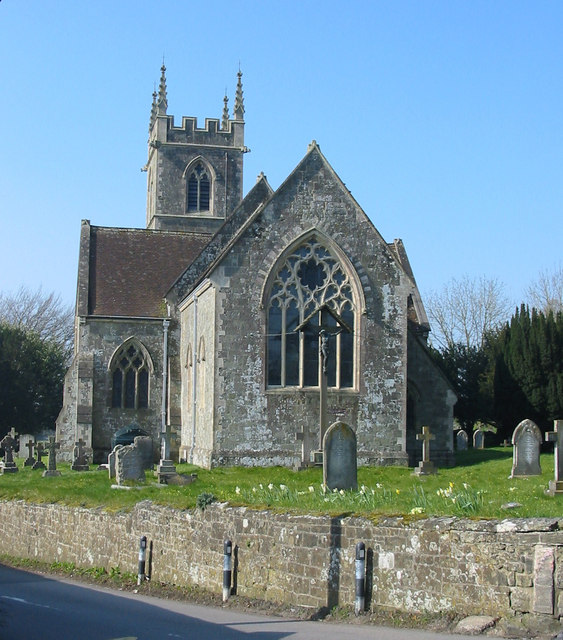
[
  {"x1": 0, "y1": 444, "x2": 559, "y2": 519},
  {"x1": 0, "y1": 425, "x2": 562, "y2": 633}
]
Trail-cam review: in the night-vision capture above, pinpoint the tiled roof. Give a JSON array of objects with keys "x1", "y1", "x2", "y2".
[{"x1": 88, "y1": 226, "x2": 211, "y2": 317}]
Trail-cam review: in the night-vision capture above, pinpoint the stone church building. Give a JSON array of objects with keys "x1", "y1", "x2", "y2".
[{"x1": 57, "y1": 66, "x2": 456, "y2": 468}]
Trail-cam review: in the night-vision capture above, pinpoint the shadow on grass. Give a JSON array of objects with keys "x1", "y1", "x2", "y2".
[{"x1": 454, "y1": 447, "x2": 513, "y2": 467}]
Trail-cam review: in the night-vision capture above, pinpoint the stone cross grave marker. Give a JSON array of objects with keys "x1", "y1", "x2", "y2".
[
  {"x1": 157, "y1": 425, "x2": 178, "y2": 483},
  {"x1": 414, "y1": 425, "x2": 437, "y2": 475},
  {"x1": 42, "y1": 436, "x2": 61, "y2": 477},
  {"x1": 456, "y1": 430, "x2": 468, "y2": 451},
  {"x1": 0, "y1": 428, "x2": 19, "y2": 474},
  {"x1": 473, "y1": 429, "x2": 485, "y2": 449},
  {"x1": 545, "y1": 419, "x2": 563, "y2": 494},
  {"x1": 24, "y1": 439, "x2": 36, "y2": 467},
  {"x1": 32, "y1": 442, "x2": 47, "y2": 470},
  {"x1": 323, "y1": 421, "x2": 357, "y2": 491},
  {"x1": 71, "y1": 438, "x2": 90, "y2": 471},
  {"x1": 511, "y1": 419, "x2": 542, "y2": 478}
]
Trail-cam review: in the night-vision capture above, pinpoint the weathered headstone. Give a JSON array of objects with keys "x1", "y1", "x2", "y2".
[
  {"x1": 456, "y1": 430, "x2": 468, "y2": 451},
  {"x1": 323, "y1": 421, "x2": 357, "y2": 491},
  {"x1": 545, "y1": 419, "x2": 563, "y2": 495},
  {"x1": 0, "y1": 428, "x2": 19, "y2": 474},
  {"x1": 107, "y1": 445, "x2": 123, "y2": 479},
  {"x1": 23, "y1": 439, "x2": 36, "y2": 467},
  {"x1": 414, "y1": 425, "x2": 437, "y2": 475},
  {"x1": 473, "y1": 429, "x2": 485, "y2": 449},
  {"x1": 136, "y1": 436, "x2": 154, "y2": 471},
  {"x1": 71, "y1": 438, "x2": 90, "y2": 471},
  {"x1": 42, "y1": 436, "x2": 61, "y2": 477},
  {"x1": 511, "y1": 419, "x2": 542, "y2": 478},
  {"x1": 115, "y1": 437, "x2": 148, "y2": 484},
  {"x1": 18, "y1": 434, "x2": 34, "y2": 458},
  {"x1": 32, "y1": 442, "x2": 47, "y2": 470}
]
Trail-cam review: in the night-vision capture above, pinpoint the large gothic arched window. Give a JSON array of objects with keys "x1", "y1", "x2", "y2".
[
  {"x1": 186, "y1": 162, "x2": 210, "y2": 213},
  {"x1": 267, "y1": 237, "x2": 356, "y2": 389},
  {"x1": 110, "y1": 340, "x2": 152, "y2": 409}
]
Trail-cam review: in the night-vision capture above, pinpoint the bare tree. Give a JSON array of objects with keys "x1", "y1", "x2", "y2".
[
  {"x1": 0, "y1": 286, "x2": 74, "y2": 356},
  {"x1": 426, "y1": 275, "x2": 513, "y2": 350},
  {"x1": 525, "y1": 263, "x2": 563, "y2": 313}
]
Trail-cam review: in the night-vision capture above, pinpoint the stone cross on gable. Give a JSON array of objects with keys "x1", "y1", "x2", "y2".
[
  {"x1": 545, "y1": 419, "x2": 563, "y2": 494},
  {"x1": 414, "y1": 425, "x2": 437, "y2": 476},
  {"x1": 42, "y1": 436, "x2": 61, "y2": 477},
  {"x1": 0, "y1": 428, "x2": 19, "y2": 474}
]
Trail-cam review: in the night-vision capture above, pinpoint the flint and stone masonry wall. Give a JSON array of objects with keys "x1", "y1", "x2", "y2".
[{"x1": 0, "y1": 500, "x2": 561, "y2": 619}]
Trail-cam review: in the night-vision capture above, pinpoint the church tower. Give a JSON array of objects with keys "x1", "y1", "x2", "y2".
[{"x1": 145, "y1": 66, "x2": 247, "y2": 233}]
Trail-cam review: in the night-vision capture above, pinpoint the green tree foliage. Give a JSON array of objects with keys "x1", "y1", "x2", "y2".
[
  {"x1": 430, "y1": 343, "x2": 492, "y2": 431},
  {"x1": 492, "y1": 305, "x2": 563, "y2": 439},
  {"x1": 0, "y1": 322, "x2": 66, "y2": 438}
]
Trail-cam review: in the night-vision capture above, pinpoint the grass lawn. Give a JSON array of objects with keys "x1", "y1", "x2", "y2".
[{"x1": 0, "y1": 447, "x2": 559, "y2": 519}]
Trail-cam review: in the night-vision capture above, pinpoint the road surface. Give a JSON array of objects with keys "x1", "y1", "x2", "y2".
[{"x1": 0, "y1": 564, "x2": 476, "y2": 640}]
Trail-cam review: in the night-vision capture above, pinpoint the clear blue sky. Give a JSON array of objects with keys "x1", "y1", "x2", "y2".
[{"x1": 0, "y1": 1, "x2": 561, "y2": 311}]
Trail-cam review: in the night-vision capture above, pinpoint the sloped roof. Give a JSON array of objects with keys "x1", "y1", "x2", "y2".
[{"x1": 85, "y1": 225, "x2": 211, "y2": 317}]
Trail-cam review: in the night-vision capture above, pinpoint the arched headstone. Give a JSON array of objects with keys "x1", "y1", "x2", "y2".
[
  {"x1": 511, "y1": 419, "x2": 542, "y2": 477},
  {"x1": 323, "y1": 422, "x2": 357, "y2": 491},
  {"x1": 456, "y1": 430, "x2": 468, "y2": 451},
  {"x1": 473, "y1": 430, "x2": 485, "y2": 449}
]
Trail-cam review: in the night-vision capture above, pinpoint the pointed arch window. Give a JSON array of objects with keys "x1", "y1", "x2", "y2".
[
  {"x1": 110, "y1": 341, "x2": 152, "y2": 409},
  {"x1": 186, "y1": 162, "x2": 210, "y2": 213},
  {"x1": 267, "y1": 237, "x2": 356, "y2": 389}
]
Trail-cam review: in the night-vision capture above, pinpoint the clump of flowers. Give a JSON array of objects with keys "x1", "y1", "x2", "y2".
[{"x1": 436, "y1": 482, "x2": 485, "y2": 514}]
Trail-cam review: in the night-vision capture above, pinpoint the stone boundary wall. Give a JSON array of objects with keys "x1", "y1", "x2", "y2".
[{"x1": 0, "y1": 500, "x2": 561, "y2": 619}]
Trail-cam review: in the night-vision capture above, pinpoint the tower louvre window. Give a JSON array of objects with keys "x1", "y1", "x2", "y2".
[{"x1": 187, "y1": 163, "x2": 210, "y2": 213}]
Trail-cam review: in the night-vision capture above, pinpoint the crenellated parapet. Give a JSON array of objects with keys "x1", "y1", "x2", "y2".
[{"x1": 150, "y1": 114, "x2": 246, "y2": 150}]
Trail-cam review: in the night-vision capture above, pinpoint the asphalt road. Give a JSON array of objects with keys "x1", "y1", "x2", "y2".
[{"x1": 0, "y1": 564, "x2": 476, "y2": 640}]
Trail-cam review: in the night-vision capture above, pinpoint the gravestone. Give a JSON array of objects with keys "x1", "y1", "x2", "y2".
[
  {"x1": 115, "y1": 437, "x2": 149, "y2": 484},
  {"x1": 473, "y1": 429, "x2": 485, "y2": 450},
  {"x1": 71, "y1": 438, "x2": 90, "y2": 471},
  {"x1": 456, "y1": 430, "x2": 468, "y2": 451},
  {"x1": 32, "y1": 442, "x2": 47, "y2": 470},
  {"x1": 0, "y1": 428, "x2": 19, "y2": 474},
  {"x1": 137, "y1": 436, "x2": 154, "y2": 471},
  {"x1": 156, "y1": 425, "x2": 178, "y2": 483},
  {"x1": 18, "y1": 434, "x2": 34, "y2": 458},
  {"x1": 414, "y1": 425, "x2": 437, "y2": 475},
  {"x1": 42, "y1": 436, "x2": 61, "y2": 477},
  {"x1": 107, "y1": 445, "x2": 123, "y2": 479},
  {"x1": 511, "y1": 419, "x2": 542, "y2": 478},
  {"x1": 323, "y1": 421, "x2": 357, "y2": 491},
  {"x1": 23, "y1": 439, "x2": 36, "y2": 467},
  {"x1": 545, "y1": 419, "x2": 563, "y2": 495}
]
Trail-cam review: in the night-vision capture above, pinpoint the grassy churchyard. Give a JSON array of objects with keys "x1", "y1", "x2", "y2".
[{"x1": 0, "y1": 447, "x2": 559, "y2": 519}]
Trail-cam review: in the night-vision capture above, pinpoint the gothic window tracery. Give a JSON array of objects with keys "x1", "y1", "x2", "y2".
[
  {"x1": 110, "y1": 340, "x2": 151, "y2": 409},
  {"x1": 186, "y1": 162, "x2": 210, "y2": 213},
  {"x1": 267, "y1": 238, "x2": 356, "y2": 389}
]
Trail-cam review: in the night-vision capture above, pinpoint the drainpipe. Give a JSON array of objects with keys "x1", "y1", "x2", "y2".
[
  {"x1": 189, "y1": 296, "x2": 198, "y2": 463},
  {"x1": 161, "y1": 317, "x2": 170, "y2": 458}
]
